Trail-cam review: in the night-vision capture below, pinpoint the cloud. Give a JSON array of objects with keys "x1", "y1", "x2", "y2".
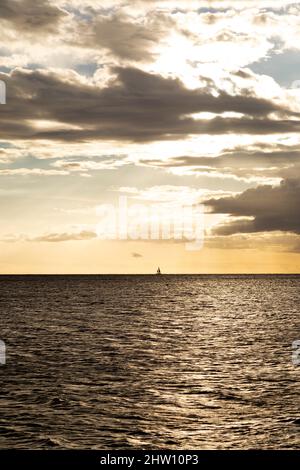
[
  {"x1": 147, "y1": 0, "x2": 295, "y2": 5},
  {"x1": 51, "y1": 155, "x2": 127, "y2": 171},
  {"x1": 0, "y1": 168, "x2": 68, "y2": 176},
  {"x1": 0, "y1": 0, "x2": 67, "y2": 34},
  {"x1": 1, "y1": 66, "x2": 299, "y2": 143},
  {"x1": 76, "y1": 12, "x2": 173, "y2": 62},
  {"x1": 2, "y1": 230, "x2": 98, "y2": 243},
  {"x1": 205, "y1": 232, "x2": 300, "y2": 252},
  {"x1": 64, "y1": 0, "x2": 298, "y2": 11},
  {"x1": 116, "y1": 184, "x2": 233, "y2": 204},
  {"x1": 31, "y1": 230, "x2": 97, "y2": 242},
  {"x1": 55, "y1": 0, "x2": 298, "y2": 7},
  {"x1": 205, "y1": 178, "x2": 300, "y2": 235},
  {"x1": 141, "y1": 145, "x2": 300, "y2": 180},
  {"x1": 0, "y1": 146, "x2": 25, "y2": 163},
  {"x1": 145, "y1": 150, "x2": 300, "y2": 169}
]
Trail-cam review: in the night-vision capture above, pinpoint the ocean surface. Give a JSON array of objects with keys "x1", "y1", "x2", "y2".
[{"x1": 0, "y1": 275, "x2": 299, "y2": 450}]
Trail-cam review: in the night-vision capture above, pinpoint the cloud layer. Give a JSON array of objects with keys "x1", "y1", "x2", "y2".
[
  {"x1": 205, "y1": 178, "x2": 300, "y2": 235},
  {"x1": 0, "y1": 0, "x2": 66, "y2": 34},
  {"x1": 1, "y1": 66, "x2": 299, "y2": 143}
]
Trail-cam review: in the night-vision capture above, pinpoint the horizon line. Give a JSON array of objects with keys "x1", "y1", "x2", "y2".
[{"x1": 0, "y1": 273, "x2": 299, "y2": 276}]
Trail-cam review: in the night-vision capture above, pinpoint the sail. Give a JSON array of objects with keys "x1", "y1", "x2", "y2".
[{"x1": 156, "y1": 267, "x2": 161, "y2": 274}]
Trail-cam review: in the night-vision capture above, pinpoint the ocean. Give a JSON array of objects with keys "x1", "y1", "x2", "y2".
[{"x1": 0, "y1": 275, "x2": 299, "y2": 449}]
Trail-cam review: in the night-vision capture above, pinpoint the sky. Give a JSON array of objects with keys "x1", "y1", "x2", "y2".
[{"x1": 0, "y1": 0, "x2": 300, "y2": 273}]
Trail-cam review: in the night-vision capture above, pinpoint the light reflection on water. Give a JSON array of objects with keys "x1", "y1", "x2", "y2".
[{"x1": 0, "y1": 275, "x2": 299, "y2": 449}]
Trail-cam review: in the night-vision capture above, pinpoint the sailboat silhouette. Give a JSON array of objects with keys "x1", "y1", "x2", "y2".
[{"x1": 156, "y1": 267, "x2": 161, "y2": 275}]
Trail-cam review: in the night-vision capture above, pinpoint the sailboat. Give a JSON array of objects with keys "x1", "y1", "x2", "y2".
[{"x1": 156, "y1": 267, "x2": 161, "y2": 275}]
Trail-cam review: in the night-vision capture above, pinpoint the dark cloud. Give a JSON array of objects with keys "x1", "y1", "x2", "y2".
[
  {"x1": 0, "y1": 0, "x2": 66, "y2": 34},
  {"x1": 132, "y1": 252, "x2": 143, "y2": 258},
  {"x1": 234, "y1": 70, "x2": 253, "y2": 79},
  {"x1": 1, "y1": 66, "x2": 300, "y2": 143},
  {"x1": 205, "y1": 178, "x2": 300, "y2": 234},
  {"x1": 78, "y1": 13, "x2": 173, "y2": 62}
]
